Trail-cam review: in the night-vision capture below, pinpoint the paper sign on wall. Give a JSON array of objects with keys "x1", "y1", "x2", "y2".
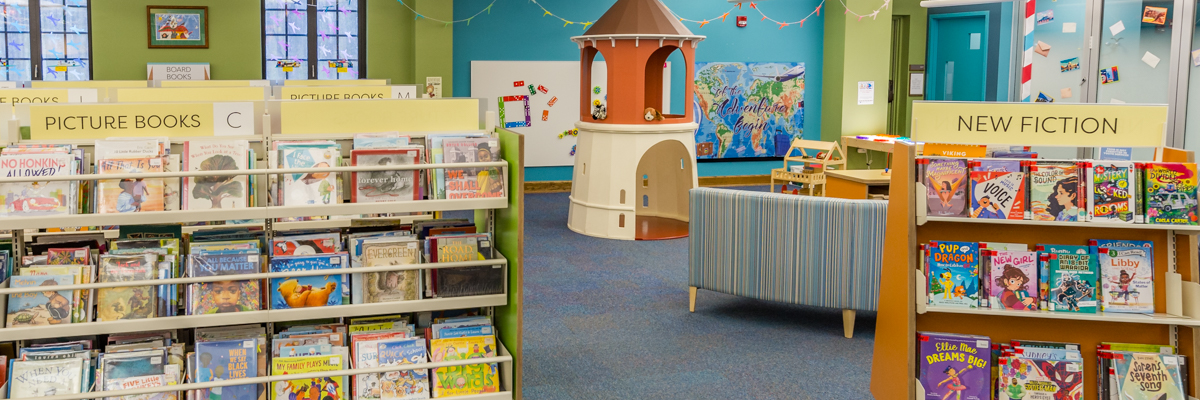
[
  {"x1": 425, "y1": 77, "x2": 442, "y2": 98},
  {"x1": 1063, "y1": 22, "x2": 1077, "y2": 33},
  {"x1": 858, "y1": 81, "x2": 874, "y2": 105}
]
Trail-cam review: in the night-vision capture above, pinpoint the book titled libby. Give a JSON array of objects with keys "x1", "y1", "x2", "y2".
[{"x1": 1094, "y1": 239, "x2": 1154, "y2": 314}]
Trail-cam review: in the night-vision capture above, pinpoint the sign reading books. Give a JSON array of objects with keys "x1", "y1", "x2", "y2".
[
  {"x1": 28, "y1": 102, "x2": 255, "y2": 139},
  {"x1": 911, "y1": 102, "x2": 1168, "y2": 147},
  {"x1": 0, "y1": 89, "x2": 97, "y2": 104}
]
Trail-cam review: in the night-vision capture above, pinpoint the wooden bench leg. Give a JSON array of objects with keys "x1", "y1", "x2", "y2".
[
  {"x1": 843, "y1": 309, "x2": 855, "y2": 338},
  {"x1": 689, "y1": 287, "x2": 697, "y2": 312}
]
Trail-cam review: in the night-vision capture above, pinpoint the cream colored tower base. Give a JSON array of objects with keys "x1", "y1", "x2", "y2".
[{"x1": 568, "y1": 121, "x2": 699, "y2": 240}]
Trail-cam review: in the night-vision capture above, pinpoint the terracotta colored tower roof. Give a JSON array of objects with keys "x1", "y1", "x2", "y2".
[{"x1": 582, "y1": 0, "x2": 696, "y2": 37}]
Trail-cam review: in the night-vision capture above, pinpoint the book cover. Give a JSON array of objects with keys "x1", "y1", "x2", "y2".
[
  {"x1": 9, "y1": 358, "x2": 84, "y2": 397},
  {"x1": 269, "y1": 254, "x2": 346, "y2": 309},
  {"x1": 1095, "y1": 239, "x2": 1155, "y2": 314},
  {"x1": 376, "y1": 338, "x2": 430, "y2": 400},
  {"x1": 1088, "y1": 162, "x2": 1137, "y2": 223},
  {"x1": 47, "y1": 247, "x2": 88, "y2": 265},
  {"x1": 362, "y1": 239, "x2": 421, "y2": 303},
  {"x1": 270, "y1": 355, "x2": 344, "y2": 400},
  {"x1": 988, "y1": 251, "x2": 1038, "y2": 311},
  {"x1": 104, "y1": 373, "x2": 176, "y2": 400},
  {"x1": 272, "y1": 233, "x2": 341, "y2": 256},
  {"x1": 184, "y1": 140, "x2": 250, "y2": 211},
  {"x1": 1144, "y1": 162, "x2": 1199, "y2": 225},
  {"x1": 352, "y1": 334, "x2": 402, "y2": 400},
  {"x1": 0, "y1": 153, "x2": 75, "y2": 217},
  {"x1": 97, "y1": 254, "x2": 158, "y2": 322},
  {"x1": 165, "y1": 153, "x2": 181, "y2": 212},
  {"x1": 353, "y1": 133, "x2": 409, "y2": 150},
  {"x1": 426, "y1": 134, "x2": 488, "y2": 200},
  {"x1": 188, "y1": 253, "x2": 262, "y2": 315},
  {"x1": 998, "y1": 356, "x2": 1079, "y2": 399},
  {"x1": 279, "y1": 145, "x2": 340, "y2": 206},
  {"x1": 351, "y1": 148, "x2": 422, "y2": 203},
  {"x1": 1047, "y1": 252, "x2": 1099, "y2": 313},
  {"x1": 7, "y1": 275, "x2": 74, "y2": 326},
  {"x1": 969, "y1": 160, "x2": 1025, "y2": 219},
  {"x1": 102, "y1": 350, "x2": 167, "y2": 383},
  {"x1": 429, "y1": 336, "x2": 499, "y2": 397},
  {"x1": 1113, "y1": 352, "x2": 1185, "y2": 399},
  {"x1": 1030, "y1": 162, "x2": 1082, "y2": 222},
  {"x1": 916, "y1": 332, "x2": 989, "y2": 400},
  {"x1": 194, "y1": 339, "x2": 258, "y2": 400},
  {"x1": 442, "y1": 138, "x2": 504, "y2": 200},
  {"x1": 923, "y1": 158, "x2": 969, "y2": 217},
  {"x1": 98, "y1": 158, "x2": 165, "y2": 213},
  {"x1": 927, "y1": 241, "x2": 979, "y2": 308}
]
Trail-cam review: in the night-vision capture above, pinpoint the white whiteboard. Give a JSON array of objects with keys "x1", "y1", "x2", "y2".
[{"x1": 471, "y1": 60, "x2": 670, "y2": 167}]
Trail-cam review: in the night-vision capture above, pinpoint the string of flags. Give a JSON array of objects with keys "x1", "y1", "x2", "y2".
[
  {"x1": 396, "y1": 0, "x2": 497, "y2": 26},
  {"x1": 529, "y1": 0, "x2": 594, "y2": 29}
]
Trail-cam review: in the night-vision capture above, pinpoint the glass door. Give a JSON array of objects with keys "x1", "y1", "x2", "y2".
[
  {"x1": 1096, "y1": 0, "x2": 1178, "y2": 103},
  {"x1": 1028, "y1": 0, "x2": 1090, "y2": 102}
]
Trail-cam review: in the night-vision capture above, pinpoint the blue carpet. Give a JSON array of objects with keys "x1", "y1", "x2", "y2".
[{"x1": 522, "y1": 187, "x2": 877, "y2": 399}]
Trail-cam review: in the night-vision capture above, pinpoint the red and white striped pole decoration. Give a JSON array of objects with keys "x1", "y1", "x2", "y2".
[{"x1": 1022, "y1": 0, "x2": 1035, "y2": 102}]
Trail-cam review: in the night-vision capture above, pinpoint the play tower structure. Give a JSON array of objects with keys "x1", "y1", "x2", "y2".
[{"x1": 567, "y1": 0, "x2": 704, "y2": 240}]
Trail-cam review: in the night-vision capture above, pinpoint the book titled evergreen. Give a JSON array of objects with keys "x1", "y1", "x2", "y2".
[
  {"x1": 968, "y1": 159, "x2": 1024, "y2": 219},
  {"x1": 1047, "y1": 252, "x2": 1099, "y2": 313},
  {"x1": 269, "y1": 254, "x2": 347, "y2": 309},
  {"x1": 183, "y1": 140, "x2": 250, "y2": 210},
  {"x1": 923, "y1": 158, "x2": 969, "y2": 217},
  {"x1": 1144, "y1": 162, "x2": 1199, "y2": 225},
  {"x1": 0, "y1": 153, "x2": 76, "y2": 217},
  {"x1": 377, "y1": 338, "x2": 431, "y2": 400},
  {"x1": 97, "y1": 254, "x2": 158, "y2": 322},
  {"x1": 194, "y1": 339, "x2": 258, "y2": 400},
  {"x1": 361, "y1": 238, "x2": 421, "y2": 303},
  {"x1": 1095, "y1": 239, "x2": 1155, "y2": 314},
  {"x1": 1088, "y1": 162, "x2": 1137, "y2": 223},
  {"x1": 187, "y1": 253, "x2": 262, "y2": 315},
  {"x1": 7, "y1": 275, "x2": 74, "y2": 326},
  {"x1": 927, "y1": 241, "x2": 979, "y2": 308}
]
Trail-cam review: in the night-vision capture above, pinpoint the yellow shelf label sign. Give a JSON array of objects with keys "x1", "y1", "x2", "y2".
[
  {"x1": 911, "y1": 102, "x2": 1168, "y2": 147},
  {"x1": 29, "y1": 102, "x2": 255, "y2": 139}
]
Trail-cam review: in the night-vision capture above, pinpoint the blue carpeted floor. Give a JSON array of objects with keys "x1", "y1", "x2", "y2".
[{"x1": 521, "y1": 186, "x2": 877, "y2": 399}]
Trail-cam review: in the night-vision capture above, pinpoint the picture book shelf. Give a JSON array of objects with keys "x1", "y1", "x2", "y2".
[
  {"x1": 869, "y1": 101, "x2": 1197, "y2": 399},
  {"x1": 0, "y1": 98, "x2": 526, "y2": 400}
]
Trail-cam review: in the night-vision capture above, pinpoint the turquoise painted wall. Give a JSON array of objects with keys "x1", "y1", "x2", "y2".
[{"x1": 453, "y1": 0, "x2": 825, "y2": 181}]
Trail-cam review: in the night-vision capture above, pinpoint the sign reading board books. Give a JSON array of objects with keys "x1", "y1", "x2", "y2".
[
  {"x1": 910, "y1": 102, "x2": 1168, "y2": 147},
  {"x1": 28, "y1": 102, "x2": 255, "y2": 140}
]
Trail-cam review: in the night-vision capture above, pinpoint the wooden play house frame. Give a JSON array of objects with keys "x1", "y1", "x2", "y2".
[{"x1": 770, "y1": 138, "x2": 845, "y2": 196}]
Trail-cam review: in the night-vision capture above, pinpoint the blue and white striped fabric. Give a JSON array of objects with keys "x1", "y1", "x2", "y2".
[{"x1": 688, "y1": 188, "x2": 887, "y2": 311}]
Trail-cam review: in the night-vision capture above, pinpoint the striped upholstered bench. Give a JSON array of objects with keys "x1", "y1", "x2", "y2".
[{"x1": 687, "y1": 187, "x2": 886, "y2": 338}]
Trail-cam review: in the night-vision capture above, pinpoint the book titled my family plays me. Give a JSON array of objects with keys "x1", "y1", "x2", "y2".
[
  {"x1": 0, "y1": 153, "x2": 76, "y2": 217},
  {"x1": 442, "y1": 138, "x2": 504, "y2": 200},
  {"x1": 183, "y1": 140, "x2": 250, "y2": 210},
  {"x1": 922, "y1": 158, "x2": 969, "y2": 217},
  {"x1": 187, "y1": 252, "x2": 262, "y2": 315},
  {"x1": 96, "y1": 253, "x2": 159, "y2": 322}
]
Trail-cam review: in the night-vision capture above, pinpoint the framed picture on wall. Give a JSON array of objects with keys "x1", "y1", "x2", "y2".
[{"x1": 147, "y1": 6, "x2": 209, "y2": 48}]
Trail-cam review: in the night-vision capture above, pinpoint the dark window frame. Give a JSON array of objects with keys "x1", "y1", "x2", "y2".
[{"x1": 260, "y1": 0, "x2": 367, "y2": 80}]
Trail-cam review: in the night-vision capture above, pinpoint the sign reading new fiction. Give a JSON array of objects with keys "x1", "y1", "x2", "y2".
[
  {"x1": 910, "y1": 102, "x2": 1168, "y2": 147},
  {"x1": 280, "y1": 85, "x2": 418, "y2": 101},
  {"x1": 29, "y1": 102, "x2": 255, "y2": 139}
]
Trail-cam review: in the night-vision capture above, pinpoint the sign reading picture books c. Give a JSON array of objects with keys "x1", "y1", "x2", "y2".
[
  {"x1": 28, "y1": 102, "x2": 255, "y2": 140},
  {"x1": 911, "y1": 102, "x2": 1167, "y2": 147}
]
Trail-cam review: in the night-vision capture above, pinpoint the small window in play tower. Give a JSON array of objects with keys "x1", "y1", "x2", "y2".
[
  {"x1": 619, "y1": 213, "x2": 625, "y2": 227},
  {"x1": 642, "y1": 174, "x2": 649, "y2": 188},
  {"x1": 644, "y1": 46, "x2": 686, "y2": 119},
  {"x1": 620, "y1": 190, "x2": 626, "y2": 204},
  {"x1": 642, "y1": 195, "x2": 649, "y2": 208}
]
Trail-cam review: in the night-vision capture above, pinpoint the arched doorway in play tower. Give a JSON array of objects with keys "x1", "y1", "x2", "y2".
[{"x1": 632, "y1": 140, "x2": 693, "y2": 240}]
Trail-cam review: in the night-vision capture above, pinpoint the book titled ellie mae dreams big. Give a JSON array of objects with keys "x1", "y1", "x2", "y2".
[{"x1": 917, "y1": 332, "x2": 989, "y2": 400}]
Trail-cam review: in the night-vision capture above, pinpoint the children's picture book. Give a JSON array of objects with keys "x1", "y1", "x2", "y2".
[
  {"x1": 272, "y1": 233, "x2": 341, "y2": 256},
  {"x1": 917, "y1": 332, "x2": 989, "y2": 400},
  {"x1": 279, "y1": 144, "x2": 340, "y2": 206},
  {"x1": 442, "y1": 138, "x2": 504, "y2": 200},
  {"x1": 1095, "y1": 239, "x2": 1155, "y2": 314},
  {"x1": 353, "y1": 132, "x2": 409, "y2": 149},
  {"x1": 429, "y1": 336, "x2": 499, "y2": 397},
  {"x1": 0, "y1": 153, "x2": 76, "y2": 217},
  {"x1": 969, "y1": 160, "x2": 1025, "y2": 219},
  {"x1": 183, "y1": 140, "x2": 250, "y2": 211},
  {"x1": 188, "y1": 253, "x2": 262, "y2": 315},
  {"x1": 269, "y1": 254, "x2": 347, "y2": 309},
  {"x1": 97, "y1": 254, "x2": 158, "y2": 322},
  {"x1": 102, "y1": 349, "x2": 167, "y2": 383},
  {"x1": 7, "y1": 275, "x2": 74, "y2": 326},
  {"x1": 351, "y1": 148, "x2": 422, "y2": 203},
  {"x1": 988, "y1": 250, "x2": 1038, "y2": 311},
  {"x1": 1113, "y1": 352, "x2": 1186, "y2": 399},
  {"x1": 1144, "y1": 163, "x2": 1199, "y2": 225},
  {"x1": 194, "y1": 339, "x2": 258, "y2": 400},
  {"x1": 362, "y1": 238, "x2": 421, "y2": 303},
  {"x1": 1047, "y1": 252, "x2": 1099, "y2": 313},
  {"x1": 270, "y1": 355, "x2": 344, "y2": 400},
  {"x1": 1037, "y1": 245, "x2": 1090, "y2": 311},
  {"x1": 924, "y1": 158, "x2": 969, "y2": 217},
  {"x1": 1030, "y1": 162, "x2": 1082, "y2": 222},
  {"x1": 377, "y1": 338, "x2": 430, "y2": 400},
  {"x1": 9, "y1": 358, "x2": 84, "y2": 398},
  {"x1": 432, "y1": 234, "x2": 503, "y2": 298},
  {"x1": 1089, "y1": 162, "x2": 1137, "y2": 223},
  {"x1": 47, "y1": 247, "x2": 88, "y2": 265},
  {"x1": 98, "y1": 158, "x2": 165, "y2": 213},
  {"x1": 927, "y1": 241, "x2": 979, "y2": 308},
  {"x1": 104, "y1": 373, "x2": 177, "y2": 400}
]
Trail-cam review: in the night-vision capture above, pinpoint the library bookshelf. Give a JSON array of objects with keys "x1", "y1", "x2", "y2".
[{"x1": 0, "y1": 98, "x2": 526, "y2": 399}]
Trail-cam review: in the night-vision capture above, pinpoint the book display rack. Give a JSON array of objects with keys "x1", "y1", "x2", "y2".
[
  {"x1": 870, "y1": 101, "x2": 1197, "y2": 399},
  {"x1": 0, "y1": 97, "x2": 524, "y2": 400}
]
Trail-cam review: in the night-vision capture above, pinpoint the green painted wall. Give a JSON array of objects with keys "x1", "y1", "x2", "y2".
[
  {"x1": 894, "y1": 1, "x2": 928, "y2": 137},
  {"x1": 822, "y1": 0, "x2": 893, "y2": 142},
  {"x1": 821, "y1": 6, "x2": 847, "y2": 143},
  {"x1": 92, "y1": 0, "x2": 263, "y2": 80},
  {"x1": 366, "y1": 0, "x2": 417, "y2": 84},
  {"x1": 414, "y1": 0, "x2": 453, "y2": 95}
]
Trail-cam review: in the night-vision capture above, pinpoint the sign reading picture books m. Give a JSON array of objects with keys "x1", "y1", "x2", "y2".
[
  {"x1": 28, "y1": 102, "x2": 255, "y2": 139},
  {"x1": 911, "y1": 102, "x2": 1167, "y2": 147}
]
